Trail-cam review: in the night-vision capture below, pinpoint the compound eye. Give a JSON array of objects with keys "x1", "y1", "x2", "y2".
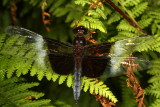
[{"x1": 73, "y1": 26, "x2": 88, "y2": 35}]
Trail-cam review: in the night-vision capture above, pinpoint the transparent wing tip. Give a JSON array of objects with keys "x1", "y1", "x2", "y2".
[{"x1": 107, "y1": 57, "x2": 151, "y2": 78}]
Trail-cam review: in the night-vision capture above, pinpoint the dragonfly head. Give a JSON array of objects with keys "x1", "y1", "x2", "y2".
[{"x1": 73, "y1": 26, "x2": 88, "y2": 36}]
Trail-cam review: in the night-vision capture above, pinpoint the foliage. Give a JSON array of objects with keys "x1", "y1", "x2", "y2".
[
  {"x1": 0, "y1": 0, "x2": 160, "y2": 107},
  {"x1": 0, "y1": 77, "x2": 53, "y2": 107}
]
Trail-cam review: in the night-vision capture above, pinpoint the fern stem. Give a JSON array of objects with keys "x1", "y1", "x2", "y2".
[{"x1": 104, "y1": 0, "x2": 146, "y2": 34}]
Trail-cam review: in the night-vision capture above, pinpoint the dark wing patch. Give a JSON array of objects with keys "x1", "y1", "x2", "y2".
[
  {"x1": 48, "y1": 52, "x2": 74, "y2": 75},
  {"x1": 82, "y1": 56, "x2": 110, "y2": 78},
  {"x1": 85, "y1": 43, "x2": 114, "y2": 56},
  {"x1": 44, "y1": 37, "x2": 72, "y2": 53}
]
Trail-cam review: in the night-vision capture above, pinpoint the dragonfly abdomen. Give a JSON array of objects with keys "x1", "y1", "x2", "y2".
[{"x1": 73, "y1": 67, "x2": 82, "y2": 101}]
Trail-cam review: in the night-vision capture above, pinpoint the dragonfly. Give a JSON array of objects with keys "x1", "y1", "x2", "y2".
[{"x1": 4, "y1": 26, "x2": 151, "y2": 102}]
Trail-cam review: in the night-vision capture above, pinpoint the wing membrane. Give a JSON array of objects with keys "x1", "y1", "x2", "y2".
[
  {"x1": 4, "y1": 26, "x2": 73, "y2": 65},
  {"x1": 82, "y1": 56, "x2": 110, "y2": 78},
  {"x1": 85, "y1": 43, "x2": 114, "y2": 56},
  {"x1": 110, "y1": 36, "x2": 154, "y2": 57},
  {"x1": 82, "y1": 55, "x2": 151, "y2": 78},
  {"x1": 48, "y1": 53, "x2": 74, "y2": 75},
  {"x1": 85, "y1": 36, "x2": 153, "y2": 57},
  {"x1": 44, "y1": 37, "x2": 72, "y2": 54},
  {"x1": 107, "y1": 57, "x2": 151, "y2": 78},
  {"x1": 5, "y1": 26, "x2": 73, "y2": 53}
]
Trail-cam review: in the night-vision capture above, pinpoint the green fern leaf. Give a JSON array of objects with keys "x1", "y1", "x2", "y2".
[
  {"x1": 83, "y1": 78, "x2": 90, "y2": 92},
  {"x1": 53, "y1": 7, "x2": 69, "y2": 17},
  {"x1": 131, "y1": 2, "x2": 148, "y2": 17},
  {"x1": 49, "y1": 0, "x2": 66, "y2": 12},
  {"x1": 149, "y1": 99, "x2": 160, "y2": 107},
  {"x1": 0, "y1": 77, "x2": 53, "y2": 107},
  {"x1": 52, "y1": 73, "x2": 60, "y2": 82},
  {"x1": 107, "y1": 12, "x2": 121, "y2": 24},
  {"x1": 58, "y1": 75, "x2": 67, "y2": 85},
  {"x1": 66, "y1": 74, "x2": 73, "y2": 87},
  {"x1": 145, "y1": 81, "x2": 160, "y2": 98},
  {"x1": 139, "y1": 18, "x2": 152, "y2": 29},
  {"x1": 121, "y1": 0, "x2": 141, "y2": 7},
  {"x1": 82, "y1": 77, "x2": 118, "y2": 103},
  {"x1": 45, "y1": 71, "x2": 53, "y2": 81},
  {"x1": 117, "y1": 20, "x2": 138, "y2": 33},
  {"x1": 96, "y1": 7, "x2": 107, "y2": 19},
  {"x1": 20, "y1": 99, "x2": 52, "y2": 107},
  {"x1": 119, "y1": 77, "x2": 137, "y2": 107},
  {"x1": 89, "y1": 80, "x2": 97, "y2": 94},
  {"x1": 74, "y1": 0, "x2": 91, "y2": 6}
]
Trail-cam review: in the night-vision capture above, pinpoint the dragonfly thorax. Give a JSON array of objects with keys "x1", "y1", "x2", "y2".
[{"x1": 73, "y1": 36, "x2": 86, "y2": 55}]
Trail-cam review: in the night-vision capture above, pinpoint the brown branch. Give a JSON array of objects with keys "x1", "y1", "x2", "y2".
[
  {"x1": 10, "y1": 3, "x2": 17, "y2": 24},
  {"x1": 41, "y1": 0, "x2": 51, "y2": 32},
  {"x1": 122, "y1": 58, "x2": 146, "y2": 107},
  {"x1": 104, "y1": 0, "x2": 146, "y2": 34},
  {"x1": 94, "y1": 93, "x2": 115, "y2": 107},
  {"x1": 85, "y1": 31, "x2": 98, "y2": 44}
]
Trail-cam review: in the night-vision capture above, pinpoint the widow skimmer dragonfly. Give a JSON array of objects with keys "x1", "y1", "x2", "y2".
[{"x1": 4, "y1": 26, "x2": 151, "y2": 101}]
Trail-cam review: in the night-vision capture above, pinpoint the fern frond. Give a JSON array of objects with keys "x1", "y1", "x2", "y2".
[
  {"x1": 78, "y1": 16, "x2": 106, "y2": 33},
  {"x1": 74, "y1": 0, "x2": 91, "y2": 6},
  {"x1": 145, "y1": 59, "x2": 160, "y2": 106},
  {"x1": 117, "y1": 20, "x2": 138, "y2": 33},
  {"x1": 121, "y1": 0, "x2": 141, "y2": 7},
  {"x1": 131, "y1": 2, "x2": 148, "y2": 17},
  {"x1": 49, "y1": 0, "x2": 66, "y2": 12},
  {"x1": 52, "y1": 7, "x2": 69, "y2": 17},
  {"x1": 52, "y1": 73, "x2": 60, "y2": 82},
  {"x1": 145, "y1": 81, "x2": 160, "y2": 98},
  {"x1": 107, "y1": 12, "x2": 121, "y2": 24},
  {"x1": 95, "y1": 7, "x2": 107, "y2": 19},
  {"x1": 148, "y1": 60, "x2": 160, "y2": 74},
  {"x1": 118, "y1": 77, "x2": 137, "y2": 107},
  {"x1": 58, "y1": 75, "x2": 68, "y2": 85},
  {"x1": 138, "y1": 18, "x2": 152, "y2": 29},
  {"x1": 82, "y1": 77, "x2": 118, "y2": 103},
  {"x1": 147, "y1": 9, "x2": 160, "y2": 35},
  {"x1": 66, "y1": 74, "x2": 73, "y2": 87},
  {"x1": 0, "y1": 77, "x2": 53, "y2": 107},
  {"x1": 149, "y1": 99, "x2": 160, "y2": 107}
]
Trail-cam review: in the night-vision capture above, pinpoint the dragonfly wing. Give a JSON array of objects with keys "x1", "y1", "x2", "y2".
[
  {"x1": 85, "y1": 36, "x2": 153, "y2": 57},
  {"x1": 110, "y1": 36, "x2": 154, "y2": 57},
  {"x1": 3, "y1": 26, "x2": 48, "y2": 66},
  {"x1": 107, "y1": 57, "x2": 151, "y2": 78},
  {"x1": 5, "y1": 26, "x2": 72, "y2": 51},
  {"x1": 4, "y1": 26, "x2": 73, "y2": 69},
  {"x1": 82, "y1": 56, "x2": 150, "y2": 78},
  {"x1": 48, "y1": 52, "x2": 74, "y2": 75},
  {"x1": 44, "y1": 37, "x2": 72, "y2": 53},
  {"x1": 85, "y1": 42, "x2": 114, "y2": 56},
  {"x1": 82, "y1": 56, "x2": 110, "y2": 78}
]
